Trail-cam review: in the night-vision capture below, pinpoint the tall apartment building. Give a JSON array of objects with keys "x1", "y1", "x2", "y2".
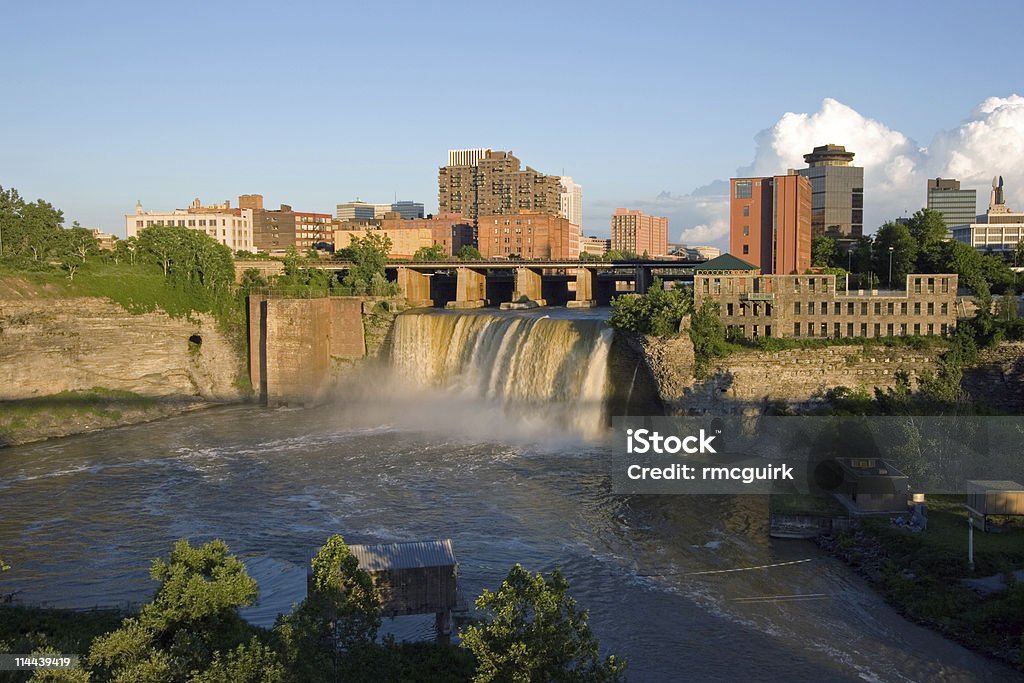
[
  {"x1": 610, "y1": 208, "x2": 668, "y2": 257},
  {"x1": 126, "y1": 199, "x2": 253, "y2": 252},
  {"x1": 953, "y1": 176, "x2": 1024, "y2": 253},
  {"x1": 730, "y1": 174, "x2": 812, "y2": 274},
  {"x1": 794, "y1": 144, "x2": 864, "y2": 240},
  {"x1": 438, "y1": 150, "x2": 562, "y2": 227},
  {"x1": 559, "y1": 176, "x2": 583, "y2": 227},
  {"x1": 240, "y1": 194, "x2": 331, "y2": 252},
  {"x1": 927, "y1": 178, "x2": 977, "y2": 236},
  {"x1": 477, "y1": 211, "x2": 580, "y2": 260}
]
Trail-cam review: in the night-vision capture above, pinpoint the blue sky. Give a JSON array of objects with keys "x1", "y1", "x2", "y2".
[{"x1": 3, "y1": 1, "x2": 1023, "y2": 245}]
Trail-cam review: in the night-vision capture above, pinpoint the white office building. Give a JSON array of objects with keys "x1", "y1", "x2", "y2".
[
  {"x1": 126, "y1": 199, "x2": 253, "y2": 252},
  {"x1": 559, "y1": 176, "x2": 583, "y2": 228}
]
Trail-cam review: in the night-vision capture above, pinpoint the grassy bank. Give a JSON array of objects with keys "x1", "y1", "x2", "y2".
[
  {"x1": 816, "y1": 495, "x2": 1024, "y2": 667},
  {"x1": 0, "y1": 388, "x2": 204, "y2": 448}
]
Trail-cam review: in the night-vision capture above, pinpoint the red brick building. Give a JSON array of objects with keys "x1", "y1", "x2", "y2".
[
  {"x1": 730, "y1": 174, "x2": 811, "y2": 275},
  {"x1": 477, "y1": 211, "x2": 580, "y2": 259}
]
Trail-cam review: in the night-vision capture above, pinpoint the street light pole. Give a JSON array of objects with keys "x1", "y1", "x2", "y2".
[{"x1": 888, "y1": 246, "x2": 894, "y2": 289}]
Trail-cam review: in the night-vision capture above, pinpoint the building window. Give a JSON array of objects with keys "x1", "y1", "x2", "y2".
[
  {"x1": 874, "y1": 302, "x2": 881, "y2": 315},
  {"x1": 914, "y1": 302, "x2": 921, "y2": 315},
  {"x1": 834, "y1": 322, "x2": 841, "y2": 337},
  {"x1": 743, "y1": 226, "x2": 749, "y2": 236},
  {"x1": 874, "y1": 323, "x2": 880, "y2": 337},
  {"x1": 793, "y1": 302, "x2": 801, "y2": 314},
  {"x1": 861, "y1": 302, "x2": 868, "y2": 315},
  {"x1": 941, "y1": 303, "x2": 948, "y2": 315},
  {"x1": 834, "y1": 302, "x2": 841, "y2": 315},
  {"x1": 861, "y1": 323, "x2": 868, "y2": 336},
  {"x1": 888, "y1": 302, "x2": 894, "y2": 315},
  {"x1": 914, "y1": 323, "x2": 921, "y2": 335},
  {"x1": 901, "y1": 302, "x2": 908, "y2": 315},
  {"x1": 847, "y1": 302, "x2": 854, "y2": 315},
  {"x1": 742, "y1": 245, "x2": 749, "y2": 254},
  {"x1": 735, "y1": 180, "x2": 753, "y2": 199},
  {"x1": 743, "y1": 206, "x2": 749, "y2": 217},
  {"x1": 847, "y1": 322, "x2": 854, "y2": 337},
  {"x1": 793, "y1": 322, "x2": 801, "y2": 337},
  {"x1": 808, "y1": 301, "x2": 815, "y2": 314}
]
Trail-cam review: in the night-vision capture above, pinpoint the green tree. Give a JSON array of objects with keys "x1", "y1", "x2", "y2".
[
  {"x1": 413, "y1": 244, "x2": 447, "y2": 261},
  {"x1": 811, "y1": 235, "x2": 837, "y2": 267},
  {"x1": 905, "y1": 208, "x2": 948, "y2": 256},
  {"x1": 457, "y1": 245, "x2": 482, "y2": 260},
  {"x1": 87, "y1": 539, "x2": 271, "y2": 683},
  {"x1": 689, "y1": 299, "x2": 729, "y2": 379},
  {"x1": 608, "y1": 279, "x2": 691, "y2": 337},
  {"x1": 340, "y1": 233, "x2": 392, "y2": 295},
  {"x1": 459, "y1": 564, "x2": 625, "y2": 683},
  {"x1": 872, "y1": 221, "x2": 917, "y2": 289},
  {"x1": 273, "y1": 535, "x2": 381, "y2": 682}
]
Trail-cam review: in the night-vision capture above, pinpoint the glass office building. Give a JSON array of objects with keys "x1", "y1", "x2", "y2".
[
  {"x1": 795, "y1": 144, "x2": 864, "y2": 240},
  {"x1": 926, "y1": 178, "x2": 977, "y2": 237}
]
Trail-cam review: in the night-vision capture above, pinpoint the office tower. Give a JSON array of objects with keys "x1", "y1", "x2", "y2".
[
  {"x1": 794, "y1": 144, "x2": 864, "y2": 239},
  {"x1": 610, "y1": 208, "x2": 668, "y2": 257},
  {"x1": 559, "y1": 176, "x2": 583, "y2": 227},
  {"x1": 335, "y1": 200, "x2": 377, "y2": 221},
  {"x1": 391, "y1": 201, "x2": 425, "y2": 220},
  {"x1": 953, "y1": 176, "x2": 1024, "y2": 253},
  {"x1": 927, "y1": 178, "x2": 976, "y2": 236}
]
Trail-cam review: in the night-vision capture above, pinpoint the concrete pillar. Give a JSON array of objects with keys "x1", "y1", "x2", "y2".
[
  {"x1": 634, "y1": 266, "x2": 652, "y2": 294},
  {"x1": 512, "y1": 267, "x2": 545, "y2": 304},
  {"x1": 568, "y1": 266, "x2": 597, "y2": 308},
  {"x1": 396, "y1": 267, "x2": 433, "y2": 307},
  {"x1": 447, "y1": 267, "x2": 487, "y2": 309},
  {"x1": 262, "y1": 298, "x2": 331, "y2": 406}
]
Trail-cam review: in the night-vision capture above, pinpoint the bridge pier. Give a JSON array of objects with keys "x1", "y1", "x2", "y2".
[
  {"x1": 447, "y1": 267, "x2": 487, "y2": 309},
  {"x1": 396, "y1": 267, "x2": 433, "y2": 307},
  {"x1": 567, "y1": 266, "x2": 597, "y2": 308},
  {"x1": 511, "y1": 267, "x2": 546, "y2": 306}
]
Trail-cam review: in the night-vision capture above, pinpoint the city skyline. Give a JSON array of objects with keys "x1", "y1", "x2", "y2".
[{"x1": 3, "y1": 1, "x2": 1024, "y2": 249}]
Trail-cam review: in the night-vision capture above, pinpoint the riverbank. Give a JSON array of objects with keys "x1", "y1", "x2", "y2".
[
  {"x1": 0, "y1": 389, "x2": 237, "y2": 448},
  {"x1": 813, "y1": 496, "x2": 1024, "y2": 668}
]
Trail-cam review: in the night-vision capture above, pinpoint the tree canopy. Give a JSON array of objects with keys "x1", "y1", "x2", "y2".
[{"x1": 459, "y1": 564, "x2": 625, "y2": 683}]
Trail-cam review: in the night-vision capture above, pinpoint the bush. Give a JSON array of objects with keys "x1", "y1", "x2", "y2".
[{"x1": 608, "y1": 279, "x2": 690, "y2": 337}]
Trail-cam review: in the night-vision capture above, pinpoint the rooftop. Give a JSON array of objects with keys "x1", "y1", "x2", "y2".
[{"x1": 347, "y1": 539, "x2": 457, "y2": 572}]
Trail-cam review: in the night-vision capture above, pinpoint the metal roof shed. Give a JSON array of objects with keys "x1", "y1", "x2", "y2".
[{"x1": 347, "y1": 539, "x2": 459, "y2": 619}]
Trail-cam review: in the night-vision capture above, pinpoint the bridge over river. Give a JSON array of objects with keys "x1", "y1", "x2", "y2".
[{"x1": 239, "y1": 258, "x2": 706, "y2": 308}]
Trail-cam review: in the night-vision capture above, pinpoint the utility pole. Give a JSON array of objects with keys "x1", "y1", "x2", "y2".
[{"x1": 888, "y1": 246, "x2": 894, "y2": 289}]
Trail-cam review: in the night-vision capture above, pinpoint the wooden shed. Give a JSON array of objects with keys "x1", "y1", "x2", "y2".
[
  {"x1": 834, "y1": 457, "x2": 910, "y2": 514},
  {"x1": 966, "y1": 480, "x2": 1024, "y2": 530},
  {"x1": 347, "y1": 539, "x2": 458, "y2": 619}
]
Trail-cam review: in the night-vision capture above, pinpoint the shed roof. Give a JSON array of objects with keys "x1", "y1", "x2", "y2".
[
  {"x1": 348, "y1": 539, "x2": 457, "y2": 572},
  {"x1": 966, "y1": 480, "x2": 1024, "y2": 492}
]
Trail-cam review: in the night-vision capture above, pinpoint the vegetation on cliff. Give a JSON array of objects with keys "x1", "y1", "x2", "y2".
[{"x1": 1, "y1": 538, "x2": 621, "y2": 683}]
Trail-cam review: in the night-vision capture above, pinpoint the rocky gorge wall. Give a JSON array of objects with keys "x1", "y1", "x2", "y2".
[
  {"x1": 0, "y1": 297, "x2": 245, "y2": 401},
  {"x1": 633, "y1": 332, "x2": 1024, "y2": 415}
]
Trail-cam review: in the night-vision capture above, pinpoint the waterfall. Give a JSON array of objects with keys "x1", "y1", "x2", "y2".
[{"x1": 389, "y1": 311, "x2": 613, "y2": 436}]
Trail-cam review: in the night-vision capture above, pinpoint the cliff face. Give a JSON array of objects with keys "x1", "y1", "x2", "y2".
[
  {"x1": 634, "y1": 334, "x2": 942, "y2": 414},
  {"x1": 0, "y1": 297, "x2": 245, "y2": 401},
  {"x1": 636, "y1": 332, "x2": 1024, "y2": 414}
]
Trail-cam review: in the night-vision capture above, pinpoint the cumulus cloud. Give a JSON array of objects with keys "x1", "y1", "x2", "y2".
[{"x1": 608, "y1": 95, "x2": 1024, "y2": 249}]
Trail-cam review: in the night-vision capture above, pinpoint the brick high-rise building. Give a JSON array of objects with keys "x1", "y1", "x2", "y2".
[
  {"x1": 477, "y1": 211, "x2": 580, "y2": 260},
  {"x1": 730, "y1": 174, "x2": 811, "y2": 275},
  {"x1": 438, "y1": 150, "x2": 562, "y2": 227},
  {"x1": 610, "y1": 209, "x2": 668, "y2": 257}
]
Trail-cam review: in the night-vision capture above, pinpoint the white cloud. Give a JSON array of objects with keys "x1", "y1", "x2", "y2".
[{"x1": 604, "y1": 95, "x2": 1024, "y2": 250}]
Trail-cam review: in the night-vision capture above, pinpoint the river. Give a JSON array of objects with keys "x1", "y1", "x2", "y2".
[{"x1": 0, "y1": 309, "x2": 1019, "y2": 682}]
